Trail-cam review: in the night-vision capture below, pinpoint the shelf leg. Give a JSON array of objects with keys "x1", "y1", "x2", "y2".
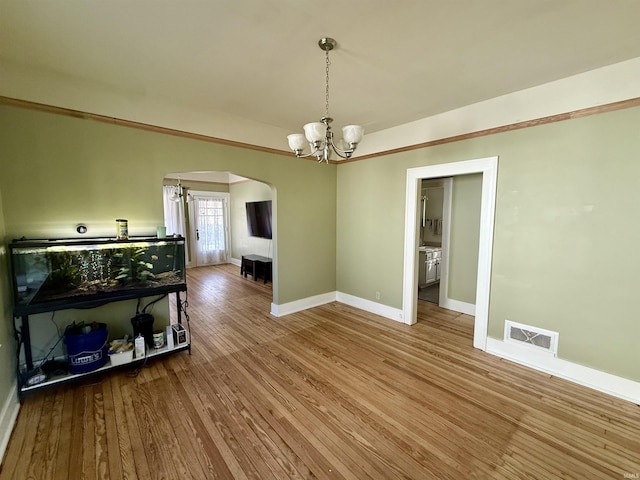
[
  {"x1": 176, "y1": 291, "x2": 192, "y2": 355},
  {"x1": 22, "y1": 316, "x2": 34, "y2": 371},
  {"x1": 176, "y1": 292, "x2": 182, "y2": 325}
]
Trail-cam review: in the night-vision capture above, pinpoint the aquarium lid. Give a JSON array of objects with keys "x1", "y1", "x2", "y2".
[{"x1": 10, "y1": 236, "x2": 185, "y2": 249}]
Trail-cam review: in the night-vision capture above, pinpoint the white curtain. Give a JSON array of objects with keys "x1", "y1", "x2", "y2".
[
  {"x1": 163, "y1": 185, "x2": 186, "y2": 237},
  {"x1": 194, "y1": 196, "x2": 228, "y2": 265}
]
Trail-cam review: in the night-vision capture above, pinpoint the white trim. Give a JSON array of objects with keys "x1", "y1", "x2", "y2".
[
  {"x1": 439, "y1": 298, "x2": 476, "y2": 316},
  {"x1": 271, "y1": 292, "x2": 336, "y2": 317},
  {"x1": 336, "y1": 292, "x2": 404, "y2": 323},
  {"x1": 229, "y1": 257, "x2": 242, "y2": 267},
  {"x1": 438, "y1": 178, "x2": 453, "y2": 307},
  {"x1": 270, "y1": 291, "x2": 404, "y2": 323},
  {"x1": 403, "y1": 157, "x2": 498, "y2": 351},
  {"x1": 474, "y1": 158, "x2": 498, "y2": 349},
  {"x1": 0, "y1": 384, "x2": 20, "y2": 466},
  {"x1": 486, "y1": 338, "x2": 640, "y2": 405}
]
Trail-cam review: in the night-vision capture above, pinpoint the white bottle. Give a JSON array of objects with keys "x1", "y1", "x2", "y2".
[
  {"x1": 134, "y1": 334, "x2": 146, "y2": 359},
  {"x1": 166, "y1": 325, "x2": 174, "y2": 350}
]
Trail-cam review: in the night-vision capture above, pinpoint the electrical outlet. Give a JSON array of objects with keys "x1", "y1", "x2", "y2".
[{"x1": 375, "y1": 291, "x2": 381, "y2": 300}]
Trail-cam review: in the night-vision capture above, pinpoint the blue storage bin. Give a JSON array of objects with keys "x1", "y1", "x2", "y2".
[{"x1": 65, "y1": 322, "x2": 109, "y2": 374}]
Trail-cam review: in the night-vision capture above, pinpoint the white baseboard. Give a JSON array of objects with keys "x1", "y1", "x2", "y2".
[
  {"x1": 486, "y1": 337, "x2": 640, "y2": 405},
  {"x1": 229, "y1": 257, "x2": 241, "y2": 267},
  {"x1": 440, "y1": 297, "x2": 475, "y2": 316},
  {"x1": 271, "y1": 292, "x2": 337, "y2": 317},
  {"x1": 271, "y1": 291, "x2": 404, "y2": 323},
  {"x1": 336, "y1": 292, "x2": 404, "y2": 323},
  {"x1": 0, "y1": 384, "x2": 20, "y2": 466}
]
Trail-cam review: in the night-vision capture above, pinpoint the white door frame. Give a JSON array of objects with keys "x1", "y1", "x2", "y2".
[
  {"x1": 402, "y1": 157, "x2": 498, "y2": 350},
  {"x1": 438, "y1": 177, "x2": 453, "y2": 307}
]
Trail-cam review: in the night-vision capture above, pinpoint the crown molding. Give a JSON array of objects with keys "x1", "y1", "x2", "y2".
[
  {"x1": 3, "y1": 95, "x2": 639, "y2": 166},
  {"x1": 343, "y1": 96, "x2": 640, "y2": 163},
  {"x1": 0, "y1": 96, "x2": 293, "y2": 158}
]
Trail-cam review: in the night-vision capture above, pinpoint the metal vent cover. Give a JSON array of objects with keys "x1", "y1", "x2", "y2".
[{"x1": 504, "y1": 320, "x2": 559, "y2": 356}]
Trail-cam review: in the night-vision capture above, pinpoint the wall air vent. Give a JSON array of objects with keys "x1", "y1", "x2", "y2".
[{"x1": 504, "y1": 320, "x2": 559, "y2": 356}]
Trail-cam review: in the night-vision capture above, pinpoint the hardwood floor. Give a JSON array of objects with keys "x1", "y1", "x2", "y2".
[{"x1": 2, "y1": 264, "x2": 639, "y2": 479}]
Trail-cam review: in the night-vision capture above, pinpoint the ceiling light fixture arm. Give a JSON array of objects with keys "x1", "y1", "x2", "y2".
[{"x1": 323, "y1": 117, "x2": 358, "y2": 160}]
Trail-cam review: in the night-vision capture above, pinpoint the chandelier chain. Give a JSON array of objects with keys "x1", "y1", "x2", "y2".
[{"x1": 325, "y1": 48, "x2": 331, "y2": 119}]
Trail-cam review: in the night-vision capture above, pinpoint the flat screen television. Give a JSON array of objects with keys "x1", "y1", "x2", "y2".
[{"x1": 245, "y1": 200, "x2": 272, "y2": 239}]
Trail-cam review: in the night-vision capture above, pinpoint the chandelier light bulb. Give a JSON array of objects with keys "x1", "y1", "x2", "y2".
[
  {"x1": 303, "y1": 122, "x2": 326, "y2": 143},
  {"x1": 342, "y1": 125, "x2": 365, "y2": 145},
  {"x1": 287, "y1": 134, "x2": 306, "y2": 152}
]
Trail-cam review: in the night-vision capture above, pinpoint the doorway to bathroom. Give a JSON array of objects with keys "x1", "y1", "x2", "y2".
[
  {"x1": 402, "y1": 156, "x2": 498, "y2": 351},
  {"x1": 418, "y1": 179, "x2": 445, "y2": 305}
]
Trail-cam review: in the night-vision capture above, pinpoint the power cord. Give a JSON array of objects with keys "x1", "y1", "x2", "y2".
[
  {"x1": 180, "y1": 291, "x2": 192, "y2": 350},
  {"x1": 141, "y1": 294, "x2": 167, "y2": 314},
  {"x1": 19, "y1": 320, "x2": 73, "y2": 386},
  {"x1": 126, "y1": 351, "x2": 149, "y2": 377},
  {"x1": 126, "y1": 295, "x2": 166, "y2": 377}
]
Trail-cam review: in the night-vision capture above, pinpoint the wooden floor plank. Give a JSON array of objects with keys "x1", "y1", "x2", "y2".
[
  {"x1": 42, "y1": 388, "x2": 65, "y2": 479},
  {"x1": 2, "y1": 264, "x2": 640, "y2": 479},
  {"x1": 3, "y1": 392, "x2": 45, "y2": 479},
  {"x1": 101, "y1": 380, "x2": 123, "y2": 480},
  {"x1": 118, "y1": 377, "x2": 154, "y2": 480},
  {"x1": 66, "y1": 383, "x2": 86, "y2": 479},
  {"x1": 108, "y1": 375, "x2": 136, "y2": 480},
  {"x1": 53, "y1": 386, "x2": 74, "y2": 480},
  {"x1": 25, "y1": 390, "x2": 56, "y2": 479},
  {"x1": 82, "y1": 384, "x2": 96, "y2": 479}
]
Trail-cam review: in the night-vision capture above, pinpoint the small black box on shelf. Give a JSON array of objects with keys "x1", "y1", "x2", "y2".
[{"x1": 172, "y1": 324, "x2": 187, "y2": 346}]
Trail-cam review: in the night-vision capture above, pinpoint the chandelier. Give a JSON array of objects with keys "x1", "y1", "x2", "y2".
[
  {"x1": 287, "y1": 37, "x2": 364, "y2": 164},
  {"x1": 169, "y1": 178, "x2": 183, "y2": 202}
]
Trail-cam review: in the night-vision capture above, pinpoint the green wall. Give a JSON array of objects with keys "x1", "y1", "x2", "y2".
[
  {"x1": 229, "y1": 180, "x2": 274, "y2": 260},
  {"x1": 336, "y1": 156, "x2": 406, "y2": 306},
  {"x1": 337, "y1": 105, "x2": 640, "y2": 381},
  {"x1": 0, "y1": 105, "x2": 338, "y2": 412},
  {"x1": 448, "y1": 174, "x2": 482, "y2": 304},
  {"x1": 2, "y1": 102, "x2": 640, "y2": 390},
  {"x1": 0, "y1": 106, "x2": 337, "y2": 307}
]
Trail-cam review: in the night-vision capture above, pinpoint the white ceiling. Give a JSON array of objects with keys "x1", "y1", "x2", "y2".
[{"x1": 2, "y1": 0, "x2": 640, "y2": 146}]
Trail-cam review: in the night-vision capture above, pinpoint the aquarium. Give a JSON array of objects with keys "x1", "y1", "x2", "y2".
[{"x1": 9, "y1": 236, "x2": 186, "y2": 315}]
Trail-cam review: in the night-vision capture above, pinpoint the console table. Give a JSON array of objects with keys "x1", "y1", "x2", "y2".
[{"x1": 241, "y1": 254, "x2": 272, "y2": 284}]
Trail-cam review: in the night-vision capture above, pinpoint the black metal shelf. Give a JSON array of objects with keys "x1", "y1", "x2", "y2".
[
  {"x1": 9, "y1": 236, "x2": 191, "y2": 397},
  {"x1": 20, "y1": 342, "x2": 190, "y2": 395},
  {"x1": 13, "y1": 283, "x2": 187, "y2": 316}
]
